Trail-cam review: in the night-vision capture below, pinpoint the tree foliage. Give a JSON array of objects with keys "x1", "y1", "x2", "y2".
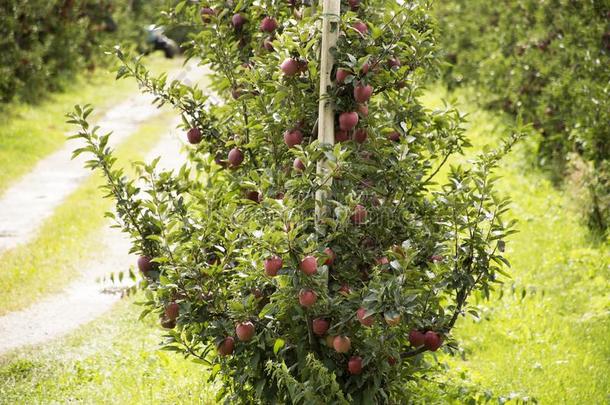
[
  {"x1": 69, "y1": 0, "x2": 520, "y2": 402},
  {"x1": 435, "y1": 0, "x2": 610, "y2": 234}
]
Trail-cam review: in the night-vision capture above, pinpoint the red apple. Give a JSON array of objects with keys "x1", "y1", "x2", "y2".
[
  {"x1": 339, "y1": 112, "x2": 359, "y2": 131},
  {"x1": 281, "y1": 58, "x2": 300, "y2": 76},
  {"x1": 376, "y1": 257, "x2": 390, "y2": 266},
  {"x1": 299, "y1": 255, "x2": 318, "y2": 276},
  {"x1": 388, "y1": 57, "x2": 402, "y2": 70},
  {"x1": 187, "y1": 127, "x2": 202, "y2": 144},
  {"x1": 264, "y1": 256, "x2": 283, "y2": 277},
  {"x1": 236, "y1": 321, "x2": 256, "y2": 341},
  {"x1": 424, "y1": 331, "x2": 443, "y2": 351},
  {"x1": 388, "y1": 131, "x2": 401, "y2": 142},
  {"x1": 388, "y1": 356, "x2": 397, "y2": 366},
  {"x1": 260, "y1": 16, "x2": 278, "y2": 33},
  {"x1": 284, "y1": 129, "x2": 303, "y2": 147},
  {"x1": 353, "y1": 84, "x2": 373, "y2": 103},
  {"x1": 430, "y1": 255, "x2": 443, "y2": 263},
  {"x1": 348, "y1": 356, "x2": 363, "y2": 375},
  {"x1": 325, "y1": 335, "x2": 336, "y2": 348},
  {"x1": 160, "y1": 317, "x2": 176, "y2": 329},
  {"x1": 335, "y1": 129, "x2": 350, "y2": 142},
  {"x1": 339, "y1": 284, "x2": 351, "y2": 296},
  {"x1": 333, "y1": 335, "x2": 351, "y2": 353},
  {"x1": 299, "y1": 289, "x2": 317, "y2": 307},
  {"x1": 408, "y1": 330, "x2": 426, "y2": 347},
  {"x1": 348, "y1": 0, "x2": 360, "y2": 10},
  {"x1": 312, "y1": 318, "x2": 330, "y2": 336},
  {"x1": 384, "y1": 312, "x2": 401, "y2": 326},
  {"x1": 354, "y1": 128, "x2": 368, "y2": 144},
  {"x1": 217, "y1": 336, "x2": 235, "y2": 356},
  {"x1": 335, "y1": 68, "x2": 351, "y2": 84},
  {"x1": 323, "y1": 247, "x2": 336, "y2": 266},
  {"x1": 228, "y1": 148, "x2": 244, "y2": 167},
  {"x1": 165, "y1": 302, "x2": 179, "y2": 320},
  {"x1": 245, "y1": 190, "x2": 261, "y2": 203},
  {"x1": 138, "y1": 256, "x2": 153, "y2": 275},
  {"x1": 357, "y1": 307, "x2": 374, "y2": 327},
  {"x1": 352, "y1": 21, "x2": 368, "y2": 35},
  {"x1": 351, "y1": 204, "x2": 367, "y2": 224},
  {"x1": 200, "y1": 7, "x2": 215, "y2": 23},
  {"x1": 232, "y1": 13, "x2": 246, "y2": 29},
  {"x1": 293, "y1": 158, "x2": 305, "y2": 172}
]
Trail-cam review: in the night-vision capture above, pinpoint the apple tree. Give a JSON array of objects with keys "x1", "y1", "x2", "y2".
[{"x1": 69, "y1": 0, "x2": 519, "y2": 403}]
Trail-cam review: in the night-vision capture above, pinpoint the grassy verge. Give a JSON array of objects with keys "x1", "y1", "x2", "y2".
[
  {"x1": 423, "y1": 87, "x2": 610, "y2": 404},
  {"x1": 0, "y1": 298, "x2": 216, "y2": 404},
  {"x1": 0, "y1": 55, "x2": 176, "y2": 194},
  {"x1": 0, "y1": 111, "x2": 178, "y2": 314}
]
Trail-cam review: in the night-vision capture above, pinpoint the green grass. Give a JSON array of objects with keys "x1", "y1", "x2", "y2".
[
  {"x1": 0, "y1": 111, "x2": 178, "y2": 314},
  {"x1": 0, "y1": 55, "x2": 176, "y2": 194},
  {"x1": 423, "y1": 87, "x2": 610, "y2": 404},
  {"x1": 0, "y1": 298, "x2": 216, "y2": 404}
]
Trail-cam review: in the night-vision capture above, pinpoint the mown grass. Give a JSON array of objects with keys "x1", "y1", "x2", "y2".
[
  {"x1": 0, "y1": 111, "x2": 178, "y2": 314},
  {"x1": 0, "y1": 298, "x2": 216, "y2": 404},
  {"x1": 0, "y1": 54, "x2": 176, "y2": 194},
  {"x1": 423, "y1": 87, "x2": 610, "y2": 404}
]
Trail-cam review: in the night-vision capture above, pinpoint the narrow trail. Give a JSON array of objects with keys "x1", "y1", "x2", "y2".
[
  {"x1": 0, "y1": 124, "x2": 187, "y2": 354},
  {"x1": 0, "y1": 60, "x2": 206, "y2": 252}
]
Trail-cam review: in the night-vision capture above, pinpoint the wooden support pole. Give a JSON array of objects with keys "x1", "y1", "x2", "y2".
[{"x1": 315, "y1": 0, "x2": 340, "y2": 223}]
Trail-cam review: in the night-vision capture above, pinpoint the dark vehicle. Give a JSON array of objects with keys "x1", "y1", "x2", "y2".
[{"x1": 144, "y1": 25, "x2": 180, "y2": 58}]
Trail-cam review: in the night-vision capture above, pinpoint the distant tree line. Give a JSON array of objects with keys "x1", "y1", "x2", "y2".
[
  {"x1": 435, "y1": 0, "x2": 609, "y2": 234},
  {"x1": 0, "y1": 0, "x2": 171, "y2": 103}
]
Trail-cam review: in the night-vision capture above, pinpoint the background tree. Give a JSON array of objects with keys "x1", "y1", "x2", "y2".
[{"x1": 69, "y1": 0, "x2": 520, "y2": 402}]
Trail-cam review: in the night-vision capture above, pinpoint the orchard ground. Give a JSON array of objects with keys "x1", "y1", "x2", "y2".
[{"x1": 0, "y1": 84, "x2": 607, "y2": 403}]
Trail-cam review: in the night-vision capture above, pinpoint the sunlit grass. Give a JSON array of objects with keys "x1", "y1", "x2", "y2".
[
  {"x1": 424, "y1": 86, "x2": 610, "y2": 404},
  {"x1": 0, "y1": 111, "x2": 178, "y2": 314},
  {"x1": 0, "y1": 298, "x2": 216, "y2": 404},
  {"x1": 0, "y1": 55, "x2": 176, "y2": 194}
]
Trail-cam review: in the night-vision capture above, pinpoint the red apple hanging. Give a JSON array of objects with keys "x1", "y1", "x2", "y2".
[
  {"x1": 333, "y1": 335, "x2": 351, "y2": 353},
  {"x1": 187, "y1": 127, "x2": 202, "y2": 144},
  {"x1": 264, "y1": 256, "x2": 283, "y2": 277},
  {"x1": 348, "y1": 356, "x2": 363, "y2": 375},
  {"x1": 408, "y1": 330, "x2": 426, "y2": 347},
  {"x1": 298, "y1": 289, "x2": 317, "y2": 307},
  {"x1": 284, "y1": 129, "x2": 303, "y2": 147},
  {"x1": 217, "y1": 336, "x2": 235, "y2": 356},
  {"x1": 339, "y1": 112, "x2": 359, "y2": 131},
  {"x1": 299, "y1": 255, "x2": 318, "y2": 276},
  {"x1": 357, "y1": 307, "x2": 374, "y2": 327},
  {"x1": 312, "y1": 318, "x2": 330, "y2": 336},
  {"x1": 281, "y1": 58, "x2": 300, "y2": 76},
  {"x1": 236, "y1": 321, "x2": 256, "y2": 341},
  {"x1": 228, "y1": 148, "x2": 244, "y2": 167},
  {"x1": 323, "y1": 247, "x2": 336, "y2": 266},
  {"x1": 424, "y1": 331, "x2": 443, "y2": 351},
  {"x1": 165, "y1": 302, "x2": 179, "y2": 320},
  {"x1": 260, "y1": 17, "x2": 278, "y2": 33},
  {"x1": 232, "y1": 13, "x2": 246, "y2": 30},
  {"x1": 354, "y1": 83, "x2": 373, "y2": 103},
  {"x1": 335, "y1": 68, "x2": 351, "y2": 84},
  {"x1": 138, "y1": 256, "x2": 153, "y2": 275},
  {"x1": 354, "y1": 128, "x2": 368, "y2": 144}
]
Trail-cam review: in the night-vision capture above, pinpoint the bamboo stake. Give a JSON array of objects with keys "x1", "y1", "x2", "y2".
[{"x1": 315, "y1": 0, "x2": 340, "y2": 223}]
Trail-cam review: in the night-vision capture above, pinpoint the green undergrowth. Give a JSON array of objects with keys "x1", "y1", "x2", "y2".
[
  {"x1": 0, "y1": 54, "x2": 176, "y2": 194},
  {"x1": 0, "y1": 110, "x2": 179, "y2": 314},
  {"x1": 0, "y1": 298, "x2": 216, "y2": 404},
  {"x1": 423, "y1": 86, "x2": 610, "y2": 404}
]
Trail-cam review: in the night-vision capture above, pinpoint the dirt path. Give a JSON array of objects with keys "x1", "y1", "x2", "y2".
[
  {"x1": 0, "y1": 124, "x2": 186, "y2": 354},
  {"x1": 0, "y1": 60, "x2": 206, "y2": 252}
]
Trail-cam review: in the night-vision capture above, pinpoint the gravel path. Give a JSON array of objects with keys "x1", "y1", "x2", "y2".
[
  {"x1": 0, "y1": 123, "x2": 186, "y2": 355},
  {"x1": 0, "y1": 60, "x2": 206, "y2": 252},
  {"x1": 0, "y1": 61, "x2": 209, "y2": 354}
]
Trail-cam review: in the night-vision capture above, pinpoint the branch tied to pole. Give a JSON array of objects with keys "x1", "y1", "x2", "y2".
[{"x1": 315, "y1": 0, "x2": 341, "y2": 224}]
